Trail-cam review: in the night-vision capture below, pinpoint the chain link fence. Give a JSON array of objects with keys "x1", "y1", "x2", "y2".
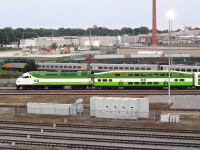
[{"x1": 0, "y1": 105, "x2": 199, "y2": 125}]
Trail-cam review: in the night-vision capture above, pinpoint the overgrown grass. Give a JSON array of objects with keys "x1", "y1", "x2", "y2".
[
  {"x1": 56, "y1": 56, "x2": 70, "y2": 61},
  {"x1": 0, "y1": 47, "x2": 18, "y2": 51},
  {"x1": 0, "y1": 68, "x2": 22, "y2": 78}
]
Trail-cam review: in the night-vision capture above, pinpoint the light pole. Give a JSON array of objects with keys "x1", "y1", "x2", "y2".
[{"x1": 166, "y1": 10, "x2": 175, "y2": 104}]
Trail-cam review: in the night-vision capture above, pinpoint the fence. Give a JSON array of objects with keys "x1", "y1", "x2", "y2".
[{"x1": 0, "y1": 105, "x2": 199, "y2": 125}]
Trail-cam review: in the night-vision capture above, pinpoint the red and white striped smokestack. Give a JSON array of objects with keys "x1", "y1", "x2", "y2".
[{"x1": 152, "y1": 0, "x2": 157, "y2": 46}]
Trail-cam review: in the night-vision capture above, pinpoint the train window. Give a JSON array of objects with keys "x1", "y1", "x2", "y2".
[
  {"x1": 141, "y1": 74, "x2": 146, "y2": 76},
  {"x1": 147, "y1": 68, "x2": 151, "y2": 70},
  {"x1": 78, "y1": 66, "x2": 81, "y2": 69},
  {"x1": 147, "y1": 74, "x2": 152, "y2": 76},
  {"x1": 46, "y1": 65, "x2": 49, "y2": 68},
  {"x1": 73, "y1": 66, "x2": 76, "y2": 68},
  {"x1": 23, "y1": 76, "x2": 29, "y2": 78},
  {"x1": 119, "y1": 67, "x2": 123, "y2": 70},
  {"x1": 181, "y1": 69, "x2": 185, "y2": 71},
  {"x1": 55, "y1": 66, "x2": 58, "y2": 68},
  {"x1": 99, "y1": 66, "x2": 102, "y2": 69},
  {"x1": 125, "y1": 67, "x2": 129, "y2": 70},
  {"x1": 154, "y1": 82, "x2": 159, "y2": 84},
  {"x1": 134, "y1": 82, "x2": 139, "y2": 85},
  {"x1": 42, "y1": 65, "x2": 45, "y2": 68},
  {"x1": 147, "y1": 82, "x2": 152, "y2": 85},
  {"x1": 136, "y1": 67, "x2": 140, "y2": 70},
  {"x1": 104, "y1": 67, "x2": 108, "y2": 69},
  {"x1": 130, "y1": 67, "x2": 134, "y2": 70},
  {"x1": 175, "y1": 79, "x2": 178, "y2": 81},
  {"x1": 60, "y1": 66, "x2": 63, "y2": 68},
  {"x1": 141, "y1": 82, "x2": 146, "y2": 85},
  {"x1": 51, "y1": 66, "x2": 54, "y2": 68},
  {"x1": 179, "y1": 79, "x2": 185, "y2": 81},
  {"x1": 193, "y1": 69, "x2": 197, "y2": 72},
  {"x1": 38, "y1": 65, "x2": 41, "y2": 68},
  {"x1": 128, "y1": 74, "x2": 133, "y2": 76},
  {"x1": 115, "y1": 74, "x2": 120, "y2": 76},
  {"x1": 109, "y1": 79, "x2": 112, "y2": 82},
  {"x1": 98, "y1": 79, "x2": 101, "y2": 82},
  {"x1": 198, "y1": 79, "x2": 200, "y2": 82},
  {"x1": 175, "y1": 69, "x2": 180, "y2": 71},
  {"x1": 135, "y1": 74, "x2": 139, "y2": 76},
  {"x1": 128, "y1": 82, "x2": 133, "y2": 85},
  {"x1": 103, "y1": 79, "x2": 107, "y2": 82},
  {"x1": 160, "y1": 74, "x2": 165, "y2": 76},
  {"x1": 141, "y1": 67, "x2": 145, "y2": 70},
  {"x1": 114, "y1": 67, "x2": 118, "y2": 70},
  {"x1": 68, "y1": 66, "x2": 72, "y2": 68},
  {"x1": 109, "y1": 67, "x2": 113, "y2": 69},
  {"x1": 187, "y1": 69, "x2": 191, "y2": 72},
  {"x1": 64, "y1": 66, "x2": 67, "y2": 68}
]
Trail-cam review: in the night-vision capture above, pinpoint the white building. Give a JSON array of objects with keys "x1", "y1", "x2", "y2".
[{"x1": 90, "y1": 96, "x2": 149, "y2": 120}]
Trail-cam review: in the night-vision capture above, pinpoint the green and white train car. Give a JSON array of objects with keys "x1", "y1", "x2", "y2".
[
  {"x1": 16, "y1": 71, "x2": 92, "y2": 89},
  {"x1": 94, "y1": 71, "x2": 194, "y2": 89},
  {"x1": 194, "y1": 72, "x2": 200, "y2": 88}
]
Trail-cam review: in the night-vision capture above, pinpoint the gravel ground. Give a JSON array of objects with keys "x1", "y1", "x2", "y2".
[{"x1": 0, "y1": 50, "x2": 80, "y2": 58}]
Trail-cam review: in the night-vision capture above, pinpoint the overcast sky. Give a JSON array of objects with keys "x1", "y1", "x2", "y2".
[{"x1": 0, "y1": 0, "x2": 199, "y2": 30}]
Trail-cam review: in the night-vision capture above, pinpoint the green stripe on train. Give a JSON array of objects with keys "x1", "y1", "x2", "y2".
[
  {"x1": 94, "y1": 71, "x2": 193, "y2": 78},
  {"x1": 94, "y1": 82, "x2": 193, "y2": 87}
]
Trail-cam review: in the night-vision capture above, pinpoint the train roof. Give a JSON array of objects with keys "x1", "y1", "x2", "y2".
[
  {"x1": 94, "y1": 70, "x2": 193, "y2": 74},
  {"x1": 36, "y1": 62, "x2": 158, "y2": 67},
  {"x1": 36, "y1": 62, "x2": 88, "y2": 66},
  {"x1": 90, "y1": 63, "x2": 158, "y2": 67},
  {"x1": 161, "y1": 65, "x2": 200, "y2": 69}
]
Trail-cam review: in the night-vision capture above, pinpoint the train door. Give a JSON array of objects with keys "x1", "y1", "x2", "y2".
[
  {"x1": 119, "y1": 80, "x2": 123, "y2": 86},
  {"x1": 164, "y1": 80, "x2": 168, "y2": 86}
]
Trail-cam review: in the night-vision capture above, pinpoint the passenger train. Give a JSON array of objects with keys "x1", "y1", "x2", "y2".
[
  {"x1": 36, "y1": 62, "x2": 200, "y2": 73},
  {"x1": 36, "y1": 62, "x2": 158, "y2": 73},
  {"x1": 16, "y1": 70, "x2": 200, "y2": 90}
]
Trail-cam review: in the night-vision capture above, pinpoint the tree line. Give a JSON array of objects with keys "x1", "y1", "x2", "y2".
[{"x1": 0, "y1": 26, "x2": 192, "y2": 44}]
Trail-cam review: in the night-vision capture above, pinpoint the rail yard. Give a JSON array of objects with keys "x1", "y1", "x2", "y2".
[{"x1": 0, "y1": 121, "x2": 199, "y2": 150}]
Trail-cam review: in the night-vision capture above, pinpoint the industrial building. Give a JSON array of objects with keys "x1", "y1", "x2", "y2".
[
  {"x1": 90, "y1": 96, "x2": 149, "y2": 120},
  {"x1": 117, "y1": 46, "x2": 200, "y2": 57}
]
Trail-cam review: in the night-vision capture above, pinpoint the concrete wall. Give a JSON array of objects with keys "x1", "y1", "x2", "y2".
[
  {"x1": 117, "y1": 47, "x2": 200, "y2": 57},
  {"x1": 0, "y1": 78, "x2": 16, "y2": 87}
]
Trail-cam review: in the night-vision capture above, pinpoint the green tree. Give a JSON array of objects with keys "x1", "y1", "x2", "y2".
[
  {"x1": 23, "y1": 60, "x2": 37, "y2": 73},
  {"x1": 51, "y1": 42, "x2": 58, "y2": 49}
]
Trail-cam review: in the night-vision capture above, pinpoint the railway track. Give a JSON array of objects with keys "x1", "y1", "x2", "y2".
[
  {"x1": 0, "y1": 121, "x2": 200, "y2": 134},
  {"x1": 0, "y1": 132, "x2": 199, "y2": 149},
  {"x1": 1, "y1": 89, "x2": 200, "y2": 95},
  {"x1": 0, "y1": 121, "x2": 199, "y2": 149}
]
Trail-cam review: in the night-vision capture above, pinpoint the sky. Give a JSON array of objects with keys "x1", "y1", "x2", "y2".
[{"x1": 0, "y1": 0, "x2": 199, "y2": 30}]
